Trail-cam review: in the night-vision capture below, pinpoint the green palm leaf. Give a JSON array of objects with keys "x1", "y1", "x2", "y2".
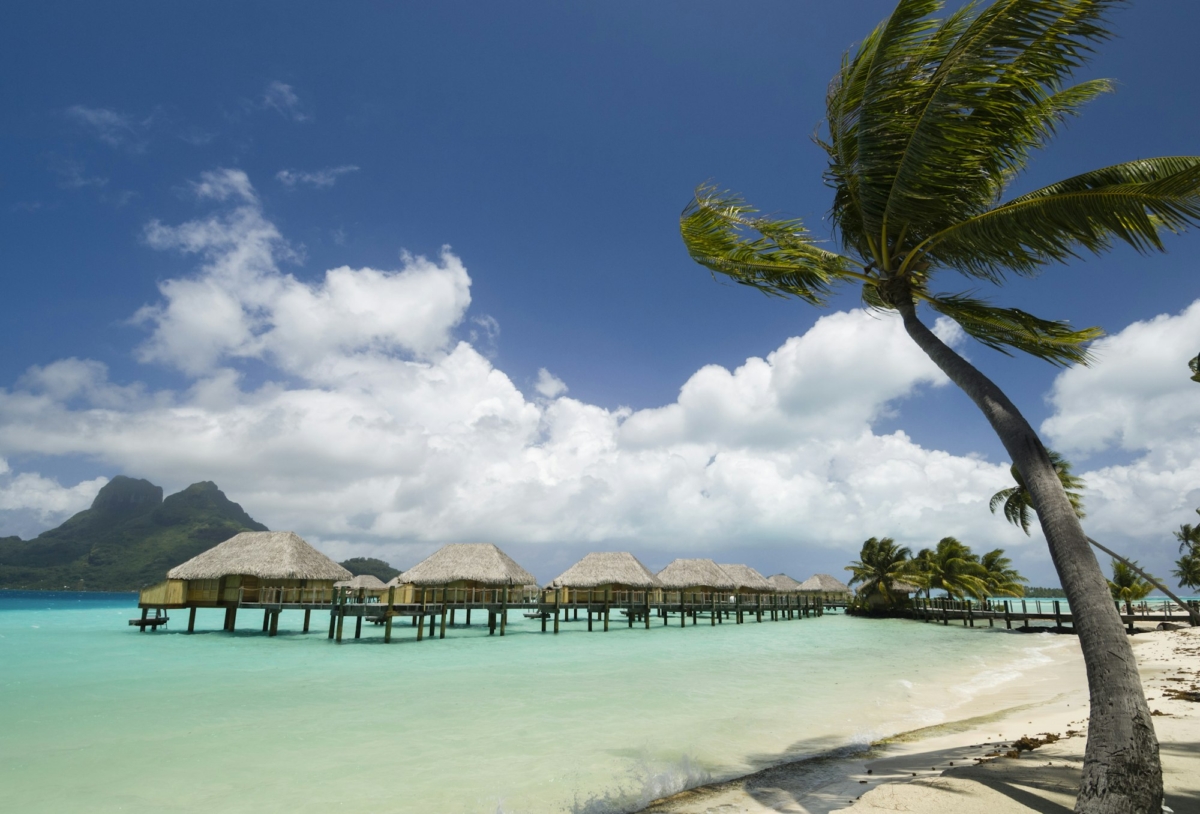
[
  {"x1": 926, "y1": 292, "x2": 1103, "y2": 365},
  {"x1": 922, "y1": 158, "x2": 1200, "y2": 278},
  {"x1": 680, "y1": 187, "x2": 861, "y2": 305}
]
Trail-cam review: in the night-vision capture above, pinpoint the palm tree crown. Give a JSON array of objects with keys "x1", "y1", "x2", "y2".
[
  {"x1": 990, "y1": 449, "x2": 1085, "y2": 534},
  {"x1": 681, "y1": 0, "x2": 1200, "y2": 366},
  {"x1": 845, "y1": 536, "x2": 918, "y2": 606}
]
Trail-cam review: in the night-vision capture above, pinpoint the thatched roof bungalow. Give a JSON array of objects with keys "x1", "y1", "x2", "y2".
[
  {"x1": 140, "y1": 531, "x2": 351, "y2": 607},
  {"x1": 718, "y1": 563, "x2": 773, "y2": 595},
  {"x1": 798, "y1": 573, "x2": 853, "y2": 600},
  {"x1": 656, "y1": 558, "x2": 735, "y2": 602},
  {"x1": 766, "y1": 573, "x2": 803, "y2": 594},
  {"x1": 547, "y1": 552, "x2": 662, "y2": 603},
  {"x1": 394, "y1": 543, "x2": 536, "y2": 604}
]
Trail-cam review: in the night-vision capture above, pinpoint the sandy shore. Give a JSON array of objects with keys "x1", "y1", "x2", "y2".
[{"x1": 638, "y1": 624, "x2": 1200, "y2": 814}]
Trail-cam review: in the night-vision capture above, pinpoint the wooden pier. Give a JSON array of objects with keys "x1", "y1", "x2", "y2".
[
  {"x1": 136, "y1": 585, "x2": 843, "y2": 642},
  {"x1": 904, "y1": 596, "x2": 1200, "y2": 632}
]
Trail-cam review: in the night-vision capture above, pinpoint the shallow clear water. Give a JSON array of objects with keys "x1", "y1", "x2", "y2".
[{"x1": 0, "y1": 592, "x2": 1081, "y2": 813}]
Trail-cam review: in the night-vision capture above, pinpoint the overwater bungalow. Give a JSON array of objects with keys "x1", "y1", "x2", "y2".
[
  {"x1": 547, "y1": 551, "x2": 663, "y2": 605},
  {"x1": 655, "y1": 558, "x2": 735, "y2": 626},
  {"x1": 798, "y1": 573, "x2": 853, "y2": 603},
  {"x1": 766, "y1": 573, "x2": 804, "y2": 594},
  {"x1": 138, "y1": 530, "x2": 351, "y2": 633},
  {"x1": 395, "y1": 543, "x2": 536, "y2": 607}
]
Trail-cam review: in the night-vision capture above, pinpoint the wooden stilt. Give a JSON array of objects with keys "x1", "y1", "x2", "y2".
[
  {"x1": 303, "y1": 608, "x2": 311, "y2": 633},
  {"x1": 188, "y1": 606, "x2": 197, "y2": 633}
]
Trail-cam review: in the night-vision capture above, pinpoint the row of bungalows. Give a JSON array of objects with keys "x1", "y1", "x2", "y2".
[{"x1": 137, "y1": 531, "x2": 852, "y2": 634}]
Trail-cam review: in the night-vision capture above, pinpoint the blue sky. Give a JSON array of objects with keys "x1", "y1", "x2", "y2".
[{"x1": 3, "y1": 1, "x2": 1200, "y2": 586}]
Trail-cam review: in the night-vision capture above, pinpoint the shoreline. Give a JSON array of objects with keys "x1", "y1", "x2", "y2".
[{"x1": 637, "y1": 624, "x2": 1199, "y2": 814}]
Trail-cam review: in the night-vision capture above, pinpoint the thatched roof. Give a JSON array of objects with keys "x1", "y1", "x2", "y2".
[
  {"x1": 550, "y1": 552, "x2": 661, "y2": 589},
  {"x1": 168, "y1": 531, "x2": 351, "y2": 581},
  {"x1": 655, "y1": 559, "x2": 736, "y2": 590},
  {"x1": 766, "y1": 573, "x2": 803, "y2": 592},
  {"x1": 718, "y1": 563, "x2": 773, "y2": 592},
  {"x1": 335, "y1": 574, "x2": 387, "y2": 591},
  {"x1": 798, "y1": 573, "x2": 853, "y2": 593},
  {"x1": 401, "y1": 543, "x2": 535, "y2": 586}
]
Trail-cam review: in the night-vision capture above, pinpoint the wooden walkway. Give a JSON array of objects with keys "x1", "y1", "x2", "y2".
[
  {"x1": 135, "y1": 591, "x2": 847, "y2": 641},
  {"x1": 905, "y1": 597, "x2": 1200, "y2": 632}
]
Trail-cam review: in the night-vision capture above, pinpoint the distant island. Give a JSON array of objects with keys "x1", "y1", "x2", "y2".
[
  {"x1": 0, "y1": 475, "x2": 402, "y2": 593},
  {"x1": 0, "y1": 476, "x2": 269, "y2": 592}
]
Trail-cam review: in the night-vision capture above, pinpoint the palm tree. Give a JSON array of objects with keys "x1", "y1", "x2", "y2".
[
  {"x1": 989, "y1": 450, "x2": 1085, "y2": 535},
  {"x1": 679, "y1": 2, "x2": 1200, "y2": 807},
  {"x1": 1108, "y1": 559, "x2": 1156, "y2": 608},
  {"x1": 990, "y1": 451, "x2": 1198, "y2": 626},
  {"x1": 980, "y1": 548, "x2": 1027, "y2": 597},
  {"x1": 1173, "y1": 553, "x2": 1200, "y2": 591},
  {"x1": 845, "y1": 536, "x2": 919, "y2": 608},
  {"x1": 916, "y1": 537, "x2": 989, "y2": 600}
]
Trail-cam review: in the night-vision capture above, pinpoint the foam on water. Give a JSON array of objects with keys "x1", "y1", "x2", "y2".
[{"x1": 0, "y1": 592, "x2": 1082, "y2": 813}]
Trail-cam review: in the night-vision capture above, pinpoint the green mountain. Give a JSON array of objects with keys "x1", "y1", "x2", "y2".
[
  {"x1": 339, "y1": 557, "x2": 400, "y2": 582},
  {"x1": 0, "y1": 476, "x2": 268, "y2": 592}
]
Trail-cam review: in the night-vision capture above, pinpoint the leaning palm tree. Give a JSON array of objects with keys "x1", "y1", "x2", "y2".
[
  {"x1": 980, "y1": 548, "x2": 1027, "y2": 597},
  {"x1": 991, "y1": 449, "x2": 1198, "y2": 626},
  {"x1": 990, "y1": 450, "x2": 1085, "y2": 534},
  {"x1": 679, "y1": 2, "x2": 1200, "y2": 808},
  {"x1": 845, "y1": 536, "x2": 920, "y2": 607}
]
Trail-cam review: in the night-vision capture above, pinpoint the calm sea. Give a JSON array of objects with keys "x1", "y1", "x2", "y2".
[{"x1": 0, "y1": 591, "x2": 1081, "y2": 814}]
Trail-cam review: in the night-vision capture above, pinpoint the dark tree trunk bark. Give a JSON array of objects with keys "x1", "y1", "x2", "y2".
[{"x1": 895, "y1": 300, "x2": 1162, "y2": 814}]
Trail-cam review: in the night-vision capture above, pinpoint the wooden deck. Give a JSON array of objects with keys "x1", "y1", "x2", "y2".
[
  {"x1": 904, "y1": 597, "x2": 1200, "y2": 632},
  {"x1": 134, "y1": 591, "x2": 847, "y2": 641}
]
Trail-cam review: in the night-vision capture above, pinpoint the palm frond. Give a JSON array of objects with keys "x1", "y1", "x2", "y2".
[
  {"x1": 926, "y1": 292, "x2": 1102, "y2": 366},
  {"x1": 680, "y1": 187, "x2": 861, "y2": 305},
  {"x1": 920, "y1": 157, "x2": 1200, "y2": 279}
]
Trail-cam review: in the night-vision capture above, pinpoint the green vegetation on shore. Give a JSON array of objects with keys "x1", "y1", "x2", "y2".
[{"x1": 0, "y1": 476, "x2": 267, "y2": 592}]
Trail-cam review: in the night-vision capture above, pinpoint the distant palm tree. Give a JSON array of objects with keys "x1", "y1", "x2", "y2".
[
  {"x1": 980, "y1": 549, "x2": 1027, "y2": 598},
  {"x1": 1108, "y1": 559, "x2": 1156, "y2": 607},
  {"x1": 1173, "y1": 554, "x2": 1200, "y2": 591},
  {"x1": 913, "y1": 537, "x2": 989, "y2": 600},
  {"x1": 845, "y1": 537, "x2": 919, "y2": 608},
  {"x1": 680, "y1": 2, "x2": 1200, "y2": 803},
  {"x1": 990, "y1": 450, "x2": 1085, "y2": 535}
]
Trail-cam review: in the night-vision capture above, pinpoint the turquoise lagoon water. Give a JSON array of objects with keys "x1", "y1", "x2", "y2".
[{"x1": 0, "y1": 592, "x2": 1081, "y2": 813}]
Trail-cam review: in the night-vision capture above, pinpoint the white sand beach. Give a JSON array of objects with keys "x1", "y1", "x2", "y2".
[{"x1": 640, "y1": 625, "x2": 1200, "y2": 814}]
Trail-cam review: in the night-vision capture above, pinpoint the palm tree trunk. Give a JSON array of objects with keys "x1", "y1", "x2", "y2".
[
  {"x1": 1087, "y1": 536, "x2": 1199, "y2": 627},
  {"x1": 895, "y1": 300, "x2": 1161, "y2": 814}
]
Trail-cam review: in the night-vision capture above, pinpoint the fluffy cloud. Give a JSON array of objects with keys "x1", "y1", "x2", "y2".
[
  {"x1": 1041, "y1": 301, "x2": 1200, "y2": 556},
  {"x1": 276, "y1": 166, "x2": 360, "y2": 188},
  {"x1": 0, "y1": 459, "x2": 107, "y2": 538},
  {"x1": 10, "y1": 168, "x2": 1194, "y2": 584}
]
